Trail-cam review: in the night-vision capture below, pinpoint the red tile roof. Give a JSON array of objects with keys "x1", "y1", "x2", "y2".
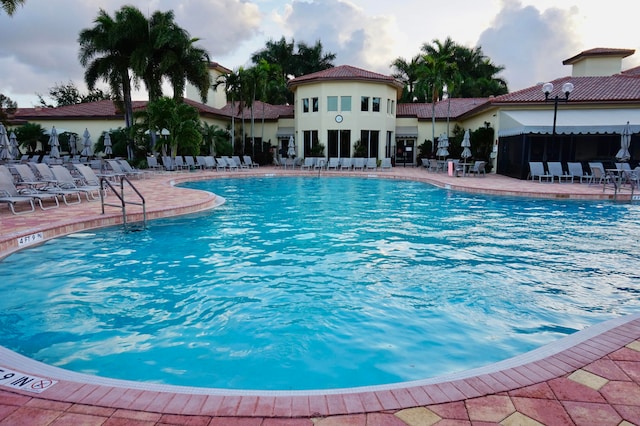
[
  {"x1": 219, "y1": 100, "x2": 294, "y2": 120},
  {"x1": 397, "y1": 98, "x2": 490, "y2": 120},
  {"x1": 491, "y1": 74, "x2": 640, "y2": 104},
  {"x1": 288, "y1": 65, "x2": 404, "y2": 91},
  {"x1": 16, "y1": 99, "x2": 147, "y2": 119}
]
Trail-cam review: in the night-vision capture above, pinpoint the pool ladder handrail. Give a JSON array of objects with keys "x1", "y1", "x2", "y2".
[{"x1": 100, "y1": 176, "x2": 146, "y2": 228}]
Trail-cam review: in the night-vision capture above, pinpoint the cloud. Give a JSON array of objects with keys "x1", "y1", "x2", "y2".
[
  {"x1": 0, "y1": 0, "x2": 262, "y2": 106},
  {"x1": 478, "y1": 0, "x2": 581, "y2": 91},
  {"x1": 276, "y1": 0, "x2": 400, "y2": 73}
]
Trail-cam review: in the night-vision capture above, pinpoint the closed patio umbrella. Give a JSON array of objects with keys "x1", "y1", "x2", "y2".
[
  {"x1": 68, "y1": 134, "x2": 77, "y2": 156},
  {"x1": 104, "y1": 132, "x2": 112, "y2": 157},
  {"x1": 461, "y1": 129, "x2": 472, "y2": 161},
  {"x1": 616, "y1": 121, "x2": 632, "y2": 161},
  {"x1": 436, "y1": 133, "x2": 449, "y2": 159},
  {"x1": 9, "y1": 131, "x2": 19, "y2": 159},
  {"x1": 0, "y1": 124, "x2": 10, "y2": 160},
  {"x1": 81, "y1": 128, "x2": 93, "y2": 157},
  {"x1": 287, "y1": 135, "x2": 295, "y2": 158},
  {"x1": 48, "y1": 126, "x2": 60, "y2": 159}
]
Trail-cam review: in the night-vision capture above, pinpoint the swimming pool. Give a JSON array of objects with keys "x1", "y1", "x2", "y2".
[{"x1": 1, "y1": 177, "x2": 639, "y2": 390}]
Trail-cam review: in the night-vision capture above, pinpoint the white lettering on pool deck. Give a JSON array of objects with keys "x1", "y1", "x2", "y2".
[
  {"x1": 0, "y1": 367, "x2": 57, "y2": 393},
  {"x1": 17, "y1": 232, "x2": 44, "y2": 248}
]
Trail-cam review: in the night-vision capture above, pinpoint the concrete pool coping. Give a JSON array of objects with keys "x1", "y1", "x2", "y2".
[{"x1": 1, "y1": 166, "x2": 639, "y2": 424}]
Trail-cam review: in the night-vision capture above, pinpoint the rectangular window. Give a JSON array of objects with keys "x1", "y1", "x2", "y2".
[
  {"x1": 391, "y1": 100, "x2": 395, "y2": 114},
  {"x1": 372, "y1": 97, "x2": 381, "y2": 112},
  {"x1": 361, "y1": 96, "x2": 369, "y2": 112},
  {"x1": 327, "y1": 96, "x2": 338, "y2": 111},
  {"x1": 341, "y1": 96, "x2": 351, "y2": 111},
  {"x1": 303, "y1": 130, "x2": 319, "y2": 157},
  {"x1": 387, "y1": 99, "x2": 391, "y2": 114},
  {"x1": 312, "y1": 97, "x2": 319, "y2": 112},
  {"x1": 303, "y1": 98, "x2": 309, "y2": 113}
]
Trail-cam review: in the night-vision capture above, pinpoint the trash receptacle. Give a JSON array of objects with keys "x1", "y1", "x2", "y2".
[{"x1": 447, "y1": 160, "x2": 454, "y2": 176}]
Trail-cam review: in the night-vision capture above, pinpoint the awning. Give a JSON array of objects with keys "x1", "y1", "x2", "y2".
[
  {"x1": 276, "y1": 127, "x2": 295, "y2": 138},
  {"x1": 395, "y1": 126, "x2": 418, "y2": 138},
  {"x1": 498, "y1": 109, "x2": 640, "y2": 137}
]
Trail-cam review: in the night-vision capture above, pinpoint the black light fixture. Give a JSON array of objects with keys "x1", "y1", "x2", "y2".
[{"x1": 542, "y1": 81, "x2": 574, "y2": 136}]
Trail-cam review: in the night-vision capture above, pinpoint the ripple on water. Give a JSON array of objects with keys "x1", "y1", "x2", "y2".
[{"x1": 1, "y1": 177, "x2": 639, "y2": 390}]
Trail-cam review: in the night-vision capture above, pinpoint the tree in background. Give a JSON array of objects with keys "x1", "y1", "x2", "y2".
[
  {"x1": 144, "y1": 97, "x2": 202, "y2": 157},
  {"x1": 1, "y1": 0, "x2": 24, "y2": 15},
  {"x1": 391, "y1": 54, "x2": 423, "y2": 102},
  {"x1": 13, "y1": 122, "x2": 44, "y2": 154},
  {"x1": 36, "y1": 81, "x2": 111, "y2": 108},
  {"x1": 0, "y1": 94, "x2": 17, "y2": 127},
  {"x1": 251, "y1": 36, "x2": 336, "y2": 104}
]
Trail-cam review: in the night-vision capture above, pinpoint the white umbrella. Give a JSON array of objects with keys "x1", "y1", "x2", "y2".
[
  {"x1": 104, "y1": 132, "x2": 112, "y2": 157},
  {"x1": 436, "y1": 133, "x2": 449, "y2": 158},
  {"x1": 81, "y1": 128, "x2": 93, "y2": 157},
  {"x1": 287, "y1": 135, "x2": 295, "y2": 157},
  {"x1": 68, "y1": 134, "x2": 77, "y2": 156},
  {"x1": 0, "y1": 124, "x2": 10, "y2": 160},
  {"x1": 9, "y1": 131, "x2": 19, "y2": 159},
  {"x1": 48, "y1": 126, "x2": 61, "y2": 159},
  {"x1": 616, "y1": 121, "x2": 632, "y2": 161},
  {"x1": 461, "y1": 129, "x2": 472, "y2": 160}
]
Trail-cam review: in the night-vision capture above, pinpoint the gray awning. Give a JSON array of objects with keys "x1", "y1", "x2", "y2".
[
  {"x1": 276, "y1": 127, "x2": 295, "y2": 138},
  {"x1": 396, "y1": 126, "x2": 418, "y2": 138},
  {"x1": 498, "y1": 109, "x2": 640, "y2": 137}
]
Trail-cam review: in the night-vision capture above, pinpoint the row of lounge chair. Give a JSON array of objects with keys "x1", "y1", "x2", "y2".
[
  {"x1": 529, "y1": 161, "x2": 640, "y2": 186},
  {"x1": 0, "y1": 163, "x2": 106, "y2": 215},
  {"x1": 286, "y1": 157, "x2": 392, "y2": 171},
  {"x1": 151, "y1": 155, "x2": 259, "y2": 172}
]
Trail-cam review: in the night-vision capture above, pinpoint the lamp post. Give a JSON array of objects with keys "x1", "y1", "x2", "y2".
[{"x1": 542, "y1": 81, "x2": 574, "y2": 137}]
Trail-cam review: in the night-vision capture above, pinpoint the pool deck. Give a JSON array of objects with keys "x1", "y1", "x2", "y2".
[{"x1": 1, "y1": 166, "x2": 639, "y2": 426}]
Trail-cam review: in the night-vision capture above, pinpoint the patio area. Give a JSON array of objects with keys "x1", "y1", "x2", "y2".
[{"x1": 0, "y1": 166, "x2": 639, "y2": 426}]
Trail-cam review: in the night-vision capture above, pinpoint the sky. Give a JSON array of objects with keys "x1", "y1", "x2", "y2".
[{"x1": 1, "y1": 0, "x2": 639, "y2": 108}]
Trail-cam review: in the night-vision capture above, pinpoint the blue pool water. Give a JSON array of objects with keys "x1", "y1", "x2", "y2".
[{"x1": 1, "y1": 177, "x2": 639, "y2": 390}]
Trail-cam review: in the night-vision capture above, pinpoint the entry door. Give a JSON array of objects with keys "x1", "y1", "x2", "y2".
[{"x1": 396, "y1": 139, "x2": 415, "y2": 166}]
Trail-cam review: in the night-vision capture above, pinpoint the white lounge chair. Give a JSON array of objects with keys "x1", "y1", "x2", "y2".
[
  {"x1": 380, "y1": 158, "x2": 392, "y2": 170},
  {"x1": 528, "y1": 161, "x2": 553, "y2": 182},
  {"x1": 243, "y1": 155, "x2": 259, "y2": 168},
  {"x1": 353, "y1": 157, "x2": 365, "y2": 171},
  {"x1": 30, "y1": 163, "x2": 82, "y2": 205},
  {"x1": 0, "y1": 164, "x2": 59, "y2": 210},
  {"x1": 50, "y1": 165, "x2": 102, "y2": 201},
  {"x1": 340, "y1": 158, "x2": 352, "y2": 170},
  {"x1": 467, "y1": 161, "x2": 486, "y2": 177},
  {"x1": 567, "y1": 162, "x2": 590, "y2": 183},
  {"x1": 365, "y1": 157, "x2": 377, "y2": 170},
  {"x1": 547, "y1": 162, "x2": 573, "y2": 183},
  {"x1": 327, "y1": 158, "x2": 340, "y2": 170},
  {"x1": 301, "y1": 157, "x2": 315, "y2": 170}
]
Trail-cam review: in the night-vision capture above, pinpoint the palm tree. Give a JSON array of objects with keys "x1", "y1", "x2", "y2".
[
  {"x1": 295, "y1": 40, "x2": 336, "y2": 76},
  {"x1": 1, "y1": 0, "x2": 24, "y2": 15},
  {"x1": 251, "y1": 36, "x2": 295, "y2": 83},
  {"x1": 78, "y1": 6, "x2": 147, "y2": 133},
  {"x1": 213, "y1": 70, "x2": 242, "y2": 151},
  {"x1": 391, "y1": 54, "x2": 423, "y2": 102}
]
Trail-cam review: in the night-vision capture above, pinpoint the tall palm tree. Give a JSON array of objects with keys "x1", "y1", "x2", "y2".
[
  {"x1": 78, "y1": 6, "x2": 147, "y2": 132},
  {"x1": 213, "y1": 70, "x2": 242, "y2": 151},
  {"x1": 295, "y1": 40, "x2": 336, "y2": 76},
  {"x1": 166, "y1": 36, "x2": 210, "y2": 103},
  {"x1": 251, "y1": 36, "x2": 295, "y2": 83},
  {"x1": 1, "y1": 0, "x2": 24, "y2": 15}
]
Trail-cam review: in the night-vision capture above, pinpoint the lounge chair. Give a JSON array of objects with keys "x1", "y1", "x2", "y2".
[
  {"x1": 547, "y1": 162, "x2": 573, "y2": 183},
  {"x1": 301, "y1": 157, "x2": 315, "y2": 170},
  {"x1": 365, "y1": 157, "x2": 377, "y2": 170},
  {"x1": 184, "y1": 156, "x2": 197, "y2": 170},
  {"x1": 117, "y1": 160, "x2": 147, "y2": 179},
  {"x1": 146, "y1": 156, "x2": 163, "y2": 171},
  {"x1": 380, "y1": 158, "x2": 392, "y2": 170},
  {"x1": 353, "y1": 157, "x2": 365, "y2": 171},
  {"x1": 588, "y1": 162, "x2": 610, "y2": 185},
  {"x1": 195, "y1": 156, "x2": 207, "y2": 169},
  {"x1": 50, "y1": 165, "x2": 102, "y2": 201},
  {"x1": 232, "y1": 156, "x2": 248, "y2": 169},
  {"x1": 327, "y1": 158, "x2": 340, "y2": 170},
  {"x1": 215, "y1": 157, "x2": 228, "y2": 171},
  {"x1": 467, "y1": 161, "x2": 486, "y2": 177},
  {"x1": 226, "y1": 157, "x2": 240, "y2": 171},
  {"x1": 12, "y1": 163, "x2": 48, "y2": 189},
  {"x1": 0, "y1": 165, "x2": 36, "y2": 214},
  {"x1": 173, "y1": 156, "x2": 188, "y2": 171},
  {"x1": 567, "y1": 162, "x2": 590, "y2": 183},
  {"x1": 243, "y1": 155, "x2": 259, "y2": 168},
  {"x1": 0, "y1": 165, "x2": 59, "y2": 210},
  {"x1": 73, "y1": 163, "x2": 102, "y2": 186},
  {"x1": 29, "y1": 163, "x2": 82, "y2": 205},
  {"x1": 528, "y1": 161, "x2": 553, "y2": 182},
  {"x1": 162, "y1": 156, "x2": 175, "y2": 171},
  {"x1": 340, "y1": 158, "x2": 352, "y2": 170},
  {"x1": 105, "y1": 160, "x2": 131, "y2": 179},
  {"x1": 204, "y1": 156, "x2": 216, "y2": 169}
]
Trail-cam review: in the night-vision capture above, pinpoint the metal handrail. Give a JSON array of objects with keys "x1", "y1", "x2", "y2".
[{"x1": 100, "y1": 176, "x2": 146, "y2": 228}]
